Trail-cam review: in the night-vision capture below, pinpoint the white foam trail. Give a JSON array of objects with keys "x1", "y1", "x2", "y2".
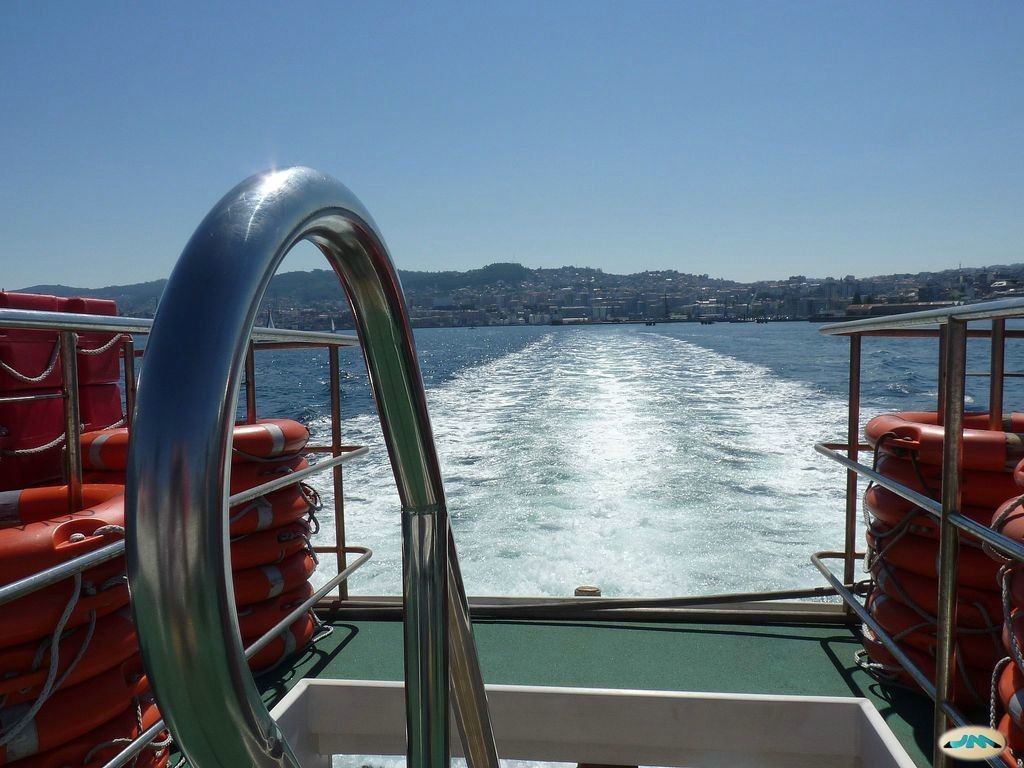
[{"x1": 309, "y1": 329, "x2": 850, "y2": 598}]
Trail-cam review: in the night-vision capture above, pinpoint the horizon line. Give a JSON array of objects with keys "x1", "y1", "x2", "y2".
[{"x1": 11, "y1": 259, "x2": 1022, "y2": 294}]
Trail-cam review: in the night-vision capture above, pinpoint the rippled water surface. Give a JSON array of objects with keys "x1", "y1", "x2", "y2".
[{"x1": 250, "y1": 321, "x2": 1024, "y2": 597}]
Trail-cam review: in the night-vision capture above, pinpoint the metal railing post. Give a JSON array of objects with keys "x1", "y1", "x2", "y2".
[
  {"x1": 990, "y1": 319, "x2": 1006, "y2": 430},
  {"x1": 59, "y1": 331, "x2": 83, "y2": 514},
  {"x1": 933, "y1": 318, "x2": 966, "y2": 768},
  {"x1": 448, "y1": 546, "x2": 501, "y2": 768},
  {"x1": 937, "y1": 326, "x2": 947, "y2": 424},
  {"x1": 843, "y1": 333, "x2": 862, "y2": 587},
  {"x1": 244, "y1": 343, "x2": 257, "y2": 423},
  {"x1": 123, "y1": 337, "x2": 137, "y2": 428},
  {"x1": 329, "y1": 346, "x2": 349, "y2": 598}
]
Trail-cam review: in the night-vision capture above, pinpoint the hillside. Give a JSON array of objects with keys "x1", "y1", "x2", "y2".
[
  {"x1": 16, "y1": 260, "x2": 1024, "y2": 320},
  {"x1": 17, "y1": 263, "x2": 574, "y2": 316}
]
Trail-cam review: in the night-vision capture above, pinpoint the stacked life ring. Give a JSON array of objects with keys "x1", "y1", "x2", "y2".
[
  {"x1": 858, "y1": 411, "x2": 1020, "y2": 710},
  {"x1": 985, "y1": 466, "x2": 1024, "y2": 766},
  {"x1": 0, "y1": 487, "x2": 166, "y2": 766},
  {"x1": 80, "y1": 417, "x2": 323, "y2": 671},
  {"x1": 0, "y1": 419, "x2": 322, "y2": 764},
  {"x1": 224, "y1": 419, "x2": 322, "y2": 671}
]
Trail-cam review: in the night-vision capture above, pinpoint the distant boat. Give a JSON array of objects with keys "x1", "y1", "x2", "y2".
[
  {"x1": 330, "y1": 316, "x2": 336, "y2": 332},
  {"x1": 267, "y1": 307, "x2": 276, "y2": 329}
]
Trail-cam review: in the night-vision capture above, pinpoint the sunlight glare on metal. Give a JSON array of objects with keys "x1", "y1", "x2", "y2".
[{"x1": 257, "y1": 169, "x2": 291, "y2": 197}]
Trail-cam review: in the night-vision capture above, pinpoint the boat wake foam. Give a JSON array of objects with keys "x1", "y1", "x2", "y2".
[{"x1": 307, "y1": 330, "x2": 850, "y2": 598}]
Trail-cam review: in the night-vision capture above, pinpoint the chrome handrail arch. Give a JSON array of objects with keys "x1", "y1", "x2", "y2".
[{"x1": 125, "y1": 167, "x2": 496, "y2": 768}]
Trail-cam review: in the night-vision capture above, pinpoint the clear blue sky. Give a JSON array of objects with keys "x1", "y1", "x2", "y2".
[{"x1": 1, "y1": 1, "x2": 1021, "y2": 289}]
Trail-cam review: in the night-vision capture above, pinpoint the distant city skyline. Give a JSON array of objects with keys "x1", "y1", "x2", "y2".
[
  {"x1": 1, "y1": 1, "x2": 1021, "y2": 289},
  {"x1": 17, "y1": 259, "x2": 1018, "y2": 330},
  {"x1": 13, "y1": 257, "x2": 1020, "y2": 295}
]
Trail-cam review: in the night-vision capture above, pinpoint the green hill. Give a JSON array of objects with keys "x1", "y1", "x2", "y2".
[{"x1": 17, "y1": 263, "x2": 547, "y2": 316}]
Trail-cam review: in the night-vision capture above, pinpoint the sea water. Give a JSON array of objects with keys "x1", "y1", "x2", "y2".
[{"x1": 251, "y1": 321, "x2": 1024, "y2": 598}]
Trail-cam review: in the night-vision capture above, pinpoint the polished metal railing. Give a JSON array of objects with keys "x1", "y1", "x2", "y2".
[
  {"x1": 123, "y1": 167, "x2": 498, "y2": 768},
  {"x1": 816, "y1": 299, "x2": 1024, "y2": 768}
]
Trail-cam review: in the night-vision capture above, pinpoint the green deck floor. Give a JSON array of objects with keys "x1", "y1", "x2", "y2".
[{"x1": 255, "y1": 617, "x2": 937, "y2": 767}]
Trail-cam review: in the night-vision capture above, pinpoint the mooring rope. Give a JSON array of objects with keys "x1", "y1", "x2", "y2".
[{"x1": 0, "y1": 342, "x2": 61, "y2": 385}]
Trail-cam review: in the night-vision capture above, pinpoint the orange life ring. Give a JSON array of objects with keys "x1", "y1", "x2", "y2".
[
  {"x1": 871, "y1": 559, "x2": 1001, "y2": 629},
  {"x1": 0, "y1": 484, "x2": 123, "y2": 528},
  {"x1": 867, "y1": 590, "x2": 1003, "y2": 670},
  {"x1": 991, "y1": 496, "x2": 1024, "y2": 549},
  {"x1": 229, "y1": 483, "x2": 314, "y2": 536},
  {"x1": 0, "y1": 560, "x2": 128, "y2": 649},
  {"x1": 875, "y1": 454, "x2": 1021, "y2": 509},
  {"x1": 999, "y1": 715, "x2": 1024, "y2": 760},
  {"x1": 872, "y1": 411, "x2": 1024, "y2": 432},
  {"x1": 78, "y1": 461, "x2": 315, "y2": 537},
  {"x1": 0, "y1": 607, "x2": 137, "y2": 706},
  {"x1": 0, "y1": 656, "x2": 148, "y2": 764},
  {"x1": 230, "y1": 520, "x2": 310, "y2": 571},
  {"x1": 12, "y1": 700, "x2": 166, "y2": 768},
  {"x1": 863, "y1": 484, "x2": 992, "y2": 541},
  {"x1": 80, "y1": 418, "x2": 310, "y2": 471},
  {"x1": 245, "y1": 612, "x2": 316, "y2": 671},
  {"x1": 867, "y1": 411, "x2": 1024, "y2": 472},
  {"x1": 999, "y1": 662, "x2": 1024, "y2": 731},
  {"x1": 232, "y1": 550, "x2": 315, "y2": 607},
  {"x1": 228, "y1": 455, "x2": 309, "y2": 493},
  {"x1": 859, "y1": 622, "x2": 990, "y2": 707},
  {"x1": 866, "y1": 522, "x2": 1000, "y2": 591},
  {"x1": 230, "y1": 419, "x2": 310, "y2": 461},
  {"x1": 237, "y1": 582, "x2": 315, "y2": 638},
  {"x1": 82, "y1": 454, "x2": 311, "y2": 502},
  {"x1": 0, "y1": 491, "x2": 125, "y2": 587}
]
